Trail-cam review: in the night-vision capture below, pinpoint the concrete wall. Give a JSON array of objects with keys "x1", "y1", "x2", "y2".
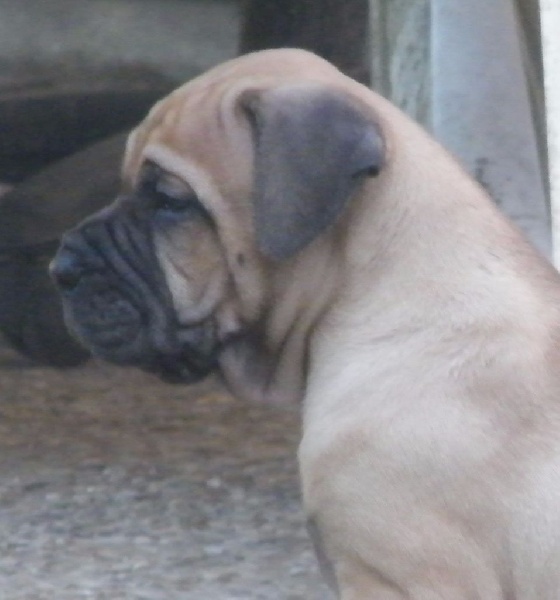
[
  {"x1": 0, "y1": 1, "x2": 239, "y2": 88},
  {"x1": 370, "y1": 0, "x2": 550, "y2": 258},
  {"x1": 369, "y1": 0, "x2": 431, "y2": 125}
]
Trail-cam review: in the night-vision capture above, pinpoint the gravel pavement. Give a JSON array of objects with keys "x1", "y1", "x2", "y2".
[{"x1": 0, "y1": 345, "x2": 329, "y2": 599}]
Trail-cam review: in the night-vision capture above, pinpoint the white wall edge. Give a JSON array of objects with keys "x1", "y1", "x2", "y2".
[{"x1": 540, "y1": 0, "x2": 560, "y2": 266}]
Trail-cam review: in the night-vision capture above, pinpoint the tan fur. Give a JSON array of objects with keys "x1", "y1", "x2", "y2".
[{"x1": 124, "y1": 49, "x2": 560, "y2": 599}]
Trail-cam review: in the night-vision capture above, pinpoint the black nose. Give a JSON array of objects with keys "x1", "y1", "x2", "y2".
[{"x1": 50, "y1": 248, "x2": 84, "y2": 291}]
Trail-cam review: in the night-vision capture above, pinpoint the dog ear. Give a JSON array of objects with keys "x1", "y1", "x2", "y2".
[{"x1": 241, "y1": 85, "x2": 384, "y2": 260}]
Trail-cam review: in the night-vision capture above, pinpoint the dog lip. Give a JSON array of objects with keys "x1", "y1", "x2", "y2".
[
  {"x1": 141, "y1": 341, "x2": 218, "y2": 384},
  {"x1": 87, "y1": 325, "x2": 142, "y2": 352},
  {"x1": 98, "y1": 316, "x2": 216, "y2": 384},
  {"x1": 143, "y1": 359, "x2": 212, "y2": 385}
]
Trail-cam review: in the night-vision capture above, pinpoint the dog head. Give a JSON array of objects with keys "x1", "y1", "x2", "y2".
[{"x1": 50, "y1": 49, "x2": 384, "y2": 389}]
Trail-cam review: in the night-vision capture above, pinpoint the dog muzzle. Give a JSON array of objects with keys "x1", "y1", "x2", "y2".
[{"x1": 50, "y1": 198, "x2": 218, "y2": 383}]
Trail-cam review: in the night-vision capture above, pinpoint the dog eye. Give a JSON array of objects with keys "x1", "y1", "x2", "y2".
[
  {"x1": 152, "y1": 181, "x2": 202, "y2": 216},
  {"x1": 153, "y1": 192, "x2": 199, "y2": 214}
]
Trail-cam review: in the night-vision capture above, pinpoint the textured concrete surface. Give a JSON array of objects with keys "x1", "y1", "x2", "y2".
[{"x1": 0, "y1": 345, "x2": 329, "y2": 599}]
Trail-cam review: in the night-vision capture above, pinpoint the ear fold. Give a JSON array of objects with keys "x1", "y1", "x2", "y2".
[{"x1": 242, "y1": 84, "x2": 384, "y2": 260}]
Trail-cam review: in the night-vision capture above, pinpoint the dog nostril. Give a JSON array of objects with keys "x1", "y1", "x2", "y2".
[{"x1": 50, "y1": 253, "x2": 83, "y2": 291}]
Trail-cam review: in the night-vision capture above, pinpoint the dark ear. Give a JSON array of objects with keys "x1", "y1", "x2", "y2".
[{"x1": 242, "y1": 85, "x2": 384, "y2": 260}]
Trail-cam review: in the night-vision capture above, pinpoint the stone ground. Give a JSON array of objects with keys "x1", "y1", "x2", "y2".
[{"x1": 0, "y1": 344, "x2": 330, "y2": 599}]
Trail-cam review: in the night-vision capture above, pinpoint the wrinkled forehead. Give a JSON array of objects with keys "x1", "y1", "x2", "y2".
[
  {"x1": 122, "y1": 79, "x2": 228, "y2": 184},
  {"x1": 120, "y1": 73, "x2": 261, "y2": 214},
  {"x1": 121, "y1": 49, "x2": 342, "y2": 192}
]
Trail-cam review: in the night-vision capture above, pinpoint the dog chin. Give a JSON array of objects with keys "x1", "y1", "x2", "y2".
[
  {"x1": 139, "y1": 349, "x2": 216, "y2": 384},
  {"x1": 85, "y1": 337, "x2": 217, "y2": 384},
  {"x1": 76, "y1": 320, "x2": 217, "y2": 385}
]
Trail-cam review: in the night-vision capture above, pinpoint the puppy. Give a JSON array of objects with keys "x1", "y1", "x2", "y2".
[{"x1": 52, "y1": 49, "x2": 560, "y2": 599}]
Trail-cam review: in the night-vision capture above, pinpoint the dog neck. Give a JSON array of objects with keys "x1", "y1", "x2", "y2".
[
  {"x1": 217, "y1": 236, "x2": 343, "y2": 406},
  {"x1": 302, "y1": 125, "x2": 560, "y2": 429}
]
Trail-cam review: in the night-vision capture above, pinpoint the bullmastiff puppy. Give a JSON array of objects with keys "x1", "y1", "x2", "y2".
[{"x1": 51, "y1": 49, "x2": 560, "y2": 598}]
